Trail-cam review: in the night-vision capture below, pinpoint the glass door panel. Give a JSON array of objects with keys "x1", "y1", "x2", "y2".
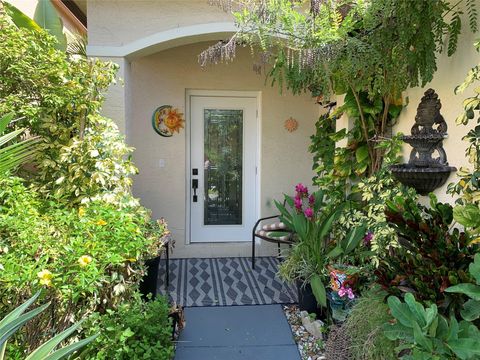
[{"x1": 203, "y1": 109, "x2": 243, "y2": 225}]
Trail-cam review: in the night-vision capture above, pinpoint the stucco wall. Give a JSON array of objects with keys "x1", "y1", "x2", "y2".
[
  {"x1": 88, "y1": 0, "x2": 232, "y2": 47},
  {"x1": 128, "y1": 42, "x2": 318, "y2": 257}
]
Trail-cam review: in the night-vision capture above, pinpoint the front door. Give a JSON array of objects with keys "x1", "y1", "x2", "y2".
[{"x1": 189, "y1": 92, "x2": 258, "y2": 243}]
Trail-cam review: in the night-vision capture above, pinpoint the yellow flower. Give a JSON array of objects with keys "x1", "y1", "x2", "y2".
[
  {"x1": 78, "y1": 255, "x2": 93, "y2": 267},
  {"x1": 78, "y1": 207, "x2": 86, "y2": 217},
  {"x1": 96, "y1": 219, "x2": 107, "y2": 226},
  {"x1": 37, "y1": 269, "x2": 53, "y2": 287}
]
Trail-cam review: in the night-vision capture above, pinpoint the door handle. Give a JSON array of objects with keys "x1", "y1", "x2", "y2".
[{"x1": 192, "y1": 179, "x2": 198, "y2": 202}]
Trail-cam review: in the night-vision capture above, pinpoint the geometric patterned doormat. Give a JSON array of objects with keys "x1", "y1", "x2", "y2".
[{"x1": 157, "y1": 257, "x2": 298, "y2": 307}]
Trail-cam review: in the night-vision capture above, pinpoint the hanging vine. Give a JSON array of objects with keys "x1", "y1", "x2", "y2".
[{"x1": 200, "y1": 0, "x2": 477, "y2": 180}]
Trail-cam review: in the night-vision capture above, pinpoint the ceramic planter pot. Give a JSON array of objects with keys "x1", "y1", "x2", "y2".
[
  {"x1": 296, "y1": 279, "x2": 327, "y2": 320},
  {"x1": 328, "y1": 265, "x2": 358, "y2": 291},
  {"x1": 327, "y1": 291, "x2": 356, "y2": 323},
  {"x1": 297, "y1": 280, "x2": 317, "y2": 313}
]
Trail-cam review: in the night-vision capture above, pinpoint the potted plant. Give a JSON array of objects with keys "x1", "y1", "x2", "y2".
[{"x1": 275, "y1": 184, "x2": 366, "y2": 315}]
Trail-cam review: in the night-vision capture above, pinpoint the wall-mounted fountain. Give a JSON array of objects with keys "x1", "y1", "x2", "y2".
[{"x1": 390, "y1": 89, "x2": 456, "y2": 195}]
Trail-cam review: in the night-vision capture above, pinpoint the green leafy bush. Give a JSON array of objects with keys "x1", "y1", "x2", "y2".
[
  {"x1": 79, "y1": 294, "x2": 174, "y2": 360},
  {"x1": 335, "y1": 168, "x2": 417, "y2": 267},
  {"x1": 376, "y1": 194, "x2": 477, "y2": 315},
  {"x1": 384, "y1": 293, "x2": 480, "y2": 360},
  {"x1": 0, "y1": 9, "x2": 172, "y2": 357},
  {"x1": 446, "y1": 253, "x2": 480, "y2": 322},
  {"x1": 0, "y1": 176, "x2": 166, "y2": 350},
  {"x1": 0, "y1": 14, "x2": 135, "y2": 206}
]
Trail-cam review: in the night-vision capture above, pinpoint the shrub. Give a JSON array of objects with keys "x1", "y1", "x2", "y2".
[
  {"x1": 0, "y1": 14, "x2": 135, "y2": 206},
  {"x1": 79, "y1": 294, "x2": 174, "y2": 360},
  {"x1": 0, "y1": 176, "x2": 166, "y2": 350},
  {"x1": 0, "y1": 9, "x2": 172, "y2": 357},
  {"x1": 344, "y1": 286, "x2": 397, "y2": 360},
  {"x1": 376, "y1": 194, "x2": 477, "y2": 315}
]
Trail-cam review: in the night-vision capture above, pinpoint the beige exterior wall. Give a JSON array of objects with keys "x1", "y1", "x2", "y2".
[
  {"x1": 128, "y1": 43, "x2": 318, "y2": 258},
  {"x1": 87, "y1": 0, "x2": 231, "y2": 47}
]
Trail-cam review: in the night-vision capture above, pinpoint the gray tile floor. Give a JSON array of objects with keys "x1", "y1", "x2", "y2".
[{"x1": 175, "y1": 305, "x2": 301, "y2": 360}]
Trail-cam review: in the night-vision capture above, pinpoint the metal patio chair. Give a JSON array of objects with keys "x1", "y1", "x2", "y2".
[{"x1": 251, "y1": 213, "x2": 294, "y2": 269}]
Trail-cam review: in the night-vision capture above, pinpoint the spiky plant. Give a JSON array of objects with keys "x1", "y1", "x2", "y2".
[{"x1": 0, "y1": 113, "x2": 40, "y2": 174}]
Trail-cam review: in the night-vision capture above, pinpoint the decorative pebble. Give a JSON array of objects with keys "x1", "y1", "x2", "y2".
[{"x1": 283, "y1": 305, "x2": 325, "y2": 360}]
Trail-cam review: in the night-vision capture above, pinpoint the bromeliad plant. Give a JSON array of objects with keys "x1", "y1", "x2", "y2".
[{"x1": 275, "y1": 183, "x2": 366, "y2": 307}]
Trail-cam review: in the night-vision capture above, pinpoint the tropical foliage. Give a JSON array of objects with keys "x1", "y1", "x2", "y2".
[
  {"x1": 80, "y1": 294, "x2": 174, "y2": 360},
  {"x1": 0, "y1": 8, "x2": 137, "y2": 207},
  {"x1": 446, "y1": 253, "x2": 480, "y2": 322},
  {"x1": 203, "y1": 0, "x2": 476, "y2": 180},
  {"x1": 0, "y1": 8, "x2": 173, "y2": 358},
  {"x1": 384, "y1": 293, "x2": 480, "y2": 360},
  {"x1": 0, "y1": 166, "x2": 167, "y2": 354},
  {"x1": 0, "y1": 113, "x2": 40, "y2": 174},
  {"x1": 0, "y1": 292, "x2": 96, "y2": 360},
  {"x1": 376, "y1": 194, "x2": 476, "y2": 315},
  {"x1": 276, "y1": 184, "x2": 366, "y2": 307},
  {"x1": 449, "y1": 39, "x2": 480, "y2": 246}
]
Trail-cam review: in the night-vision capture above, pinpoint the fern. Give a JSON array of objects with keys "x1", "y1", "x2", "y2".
[
  {"x1": 448, "y1": 11, "x2": 462, "y2": 56},
  {"x1": 467, "y1": 0, "x2": 478, "y2": 33}
]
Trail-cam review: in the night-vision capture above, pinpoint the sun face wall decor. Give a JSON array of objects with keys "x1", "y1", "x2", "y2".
[{"x1": 152, "y1": 105, "x2": 185, "y2": 137}]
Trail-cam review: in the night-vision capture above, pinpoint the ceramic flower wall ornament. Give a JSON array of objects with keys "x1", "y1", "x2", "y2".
[
  {"x1": 284, "y1": 117, "x2": 299, "y2": 132},
  {"x1": 152, "y1": 105, "x2": 185, "y2": 137}
]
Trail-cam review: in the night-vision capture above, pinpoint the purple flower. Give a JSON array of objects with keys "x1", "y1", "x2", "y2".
[
  {"x1": 295, "y1": 183, "x2": 308, "y2": 195},
  {"x1": 294, "y1": 196, "x2": 303, "y2": 211},
  {"x1": 308, "y1": 194, "x2": 315, "y2": 206},
  {"x1": 304, "y1": 207, "x2": 314, "y2": 219},
  {"x1": 363, "y1": 231, "x2": 373, "y2": 246}
]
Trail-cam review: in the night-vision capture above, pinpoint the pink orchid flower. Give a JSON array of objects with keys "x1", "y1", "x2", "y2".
[
  {"x1": 304, "y1": 207, "x2": 314, "y2": 219},
  {"x1": 294, "y1": 196, "x2": 303, "y2": 211}
]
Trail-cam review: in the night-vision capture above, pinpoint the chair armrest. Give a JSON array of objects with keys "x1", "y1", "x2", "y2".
[{"x1": 252, "y1": 215, "x2": 281, "y2": 233}]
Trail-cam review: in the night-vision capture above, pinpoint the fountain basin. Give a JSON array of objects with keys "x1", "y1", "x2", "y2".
[{"x1": 390, "y1": 164, "x2": 457, "y2": 195}]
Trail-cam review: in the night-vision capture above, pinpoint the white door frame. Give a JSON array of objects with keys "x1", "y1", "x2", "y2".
[{"x1": 185, "y1": 89, "x2": 261, "y2": 244}]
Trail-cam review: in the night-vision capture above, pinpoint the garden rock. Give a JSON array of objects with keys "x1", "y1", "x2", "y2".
[{"x1": 300, "y1": 311, "x2": 324, "y2": 339}]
